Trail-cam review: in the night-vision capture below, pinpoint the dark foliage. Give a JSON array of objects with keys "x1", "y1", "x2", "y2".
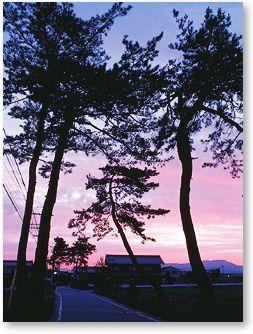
[
  {"x1": 66, "y1": 236, "x2": 96, "y2": 269},
  {"x1": 48, "y1": 237, "x2": 69, "y2": 271},
  {"x1": 95, "y1": 257, "x2": 107, "y2": 269},
  {"x1": 3, "y1": 1, "x2": 134, "y2": 301},
  {"x1": 48, "y1": 236, "x2": 96, "y2": 270},
  {"x1": 3, "y1": 2, "x2": 134, "y2": 173},
  {"x1": 153, "y1": 7, "x2": 243, "y2": 306},
  {"x1": 69, "y1": 165, "x2": 170, "y2": 243},
  {"x1": 156, "y1": 7, "x2": 243, "y2": 177}
]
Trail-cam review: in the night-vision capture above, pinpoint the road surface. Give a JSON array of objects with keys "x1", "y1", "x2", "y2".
[{"x1": 54, "y1": 286, "x2": 160, "y2": 322}]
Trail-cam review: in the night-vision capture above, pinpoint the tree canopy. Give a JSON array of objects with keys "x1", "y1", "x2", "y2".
[
  {"x1": 3, "y1": 2, "x2": 133, "y2": 170},
  {"x1": 69, "y1": 165, "x2": 170, "y2": 243},
  {"x1": 48, "y1": 236, "x2": 69, "y2": 271},
  {"x1": 156, "y1": 7, "x2": 243, "y2": 177},
  {"x1": 66, "y1": 236, "x2": 96, "y2": 269},
  {"x1": 48, "y1": 236, "x2": 95, "y2": 270}
]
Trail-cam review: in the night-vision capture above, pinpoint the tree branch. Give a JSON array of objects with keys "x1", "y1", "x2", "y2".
[{"x1": 202, "y1": 105, "x2": 243, "y2": 132}]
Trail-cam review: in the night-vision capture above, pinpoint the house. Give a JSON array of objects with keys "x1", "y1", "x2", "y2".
[
  {"x1": 216, "y1": 272, "x2": 243, "y2": 283},
  {"x1": 105, "y1": 254, "x2": 164, "y2": 284},
  {"x1": 70, "y1": 266, "x2": 105, "y2": 289},
  {"x1": 3, "y1": 260, "x2": 33, "y2": 287},
  {"x1": 3, "y1": 260, "x2": 33, "y2": 276},
  {"x1": 161, "y1": 265, "x2": 181, "y2": 282}
]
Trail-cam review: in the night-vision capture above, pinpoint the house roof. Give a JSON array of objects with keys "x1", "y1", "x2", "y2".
[
  {"x1": 105, "y1": 254, "x2": 164, "y2": 265},
  {"x1": 162, "y1": 265, "x2": 181, "y2": 271},
  {"x1": 71, "y1": 266, "x2": 100, "y2": 273},
  {"x1": 3, "y1": 260, "x2": 33, "y2": 268}
]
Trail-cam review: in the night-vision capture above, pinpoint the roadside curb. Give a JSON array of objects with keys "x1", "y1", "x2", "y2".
[{"x1": 50, "y1": 287, "x2": 62, "y2": 322}]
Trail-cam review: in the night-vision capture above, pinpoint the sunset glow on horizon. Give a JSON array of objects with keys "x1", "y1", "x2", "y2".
[{"x1": 3, "y1": 147, "x2": 243, "y2": 266}]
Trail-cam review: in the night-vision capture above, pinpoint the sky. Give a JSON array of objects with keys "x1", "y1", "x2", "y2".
[{"x1": 3, "y1": 2, "x2": 243, "y2": 266}]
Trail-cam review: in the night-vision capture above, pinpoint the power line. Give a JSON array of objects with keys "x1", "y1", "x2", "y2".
[
  {"x1": 3, "y1": 176, "x2": 24, "y2": 217},
  {"x1": 3, "y1": 173, "x2": 25, "y2": 214},
  {"x1": 3, "y1": 167, "x2": 21, "y2": 196},
  {"x1": 3, "y1": 128, "x2": 40, "y2": 241},
  {"x1": 3, "y1": 157, "x2": 37, "y2": 235},
  {"x1": 4, "y1": 161, "x2": 40, "y2": 235},
  {"x1": 4, "y1": 153, "x2": 27, "y2": 201},
  {"x1": 3, "y1": 128, "x2": 27, "y2": 191},
  {"x1": 3, "y1": 163, "x2": 26, "y2": 204},
  {"x1": 3, "y1": 182, "x2": 37, "y2": 240},
  {"x1": 3, "y1": 184, "x2": 23, "y2": 222}
]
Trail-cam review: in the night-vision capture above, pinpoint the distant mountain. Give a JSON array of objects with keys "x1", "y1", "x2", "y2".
[{"x1": 163, "y1": 260, "x2": 243, "y2": 274}]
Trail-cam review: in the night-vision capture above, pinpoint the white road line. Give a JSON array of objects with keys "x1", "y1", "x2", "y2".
[
  {"x1": 55, "y1": 288, "x2": 63, "y2": 322},
  {"x1": 79, "y1": 290, "x2": 160, "y2": 322}
]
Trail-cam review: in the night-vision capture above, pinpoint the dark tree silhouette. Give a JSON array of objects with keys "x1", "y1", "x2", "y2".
[
  {"x1": 69, "y1": 165, "x2": 170, "y2": 272},
  {"x1": 48, "y1": 237, "x2": 69, "y2": 272},
  {"x1": 3, "y1": 2, "x2": 132, "y2": 301},
  {"x1": 65, "y1": 236, "x2": 96, "y2": 269},
  {"x1": 155, "y1": 8, "x2": 243, "y2": 307},
  {"x1": 48, "y1": 236, "x2": 95, "y2": 272},
  {"x1": 4, "y1": 2, "x2": 165, "y2": 303},
  {"x1": 31, "y1": 16, "x2": 170, "y2": 299},
  {"x1": 3, "y1": 2, "x2": 95, "y2": 300},
  {"x1": 95, "y1": 257, "x2": 107, "y2": 270}
]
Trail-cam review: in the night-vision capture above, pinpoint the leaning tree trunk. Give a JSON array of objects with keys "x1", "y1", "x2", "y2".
[
  {"x1": 109, "y1": 179, "x2": 147, "y2": 285},
  {"x1": 109, "y1": 180, "x2": 140, "y2": 267},
  {"x1": 31, "y1": 117, "x2": 72, "y2": 301},
  {"x1": 176, "y1": 118, "x2": 215, "y2": 307},
  {"x1": 109, "y1": 182, "x2": 163, "y2": 297},
  {"x1": 15, "y1": 106, "x2": 46, "y2": 303}
]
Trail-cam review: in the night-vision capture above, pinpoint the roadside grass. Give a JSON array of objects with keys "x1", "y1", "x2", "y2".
[
  {"x1": 100, "y1": 286, "x2": 243, "y2": 322},
  {"x1": 163, "y1": 286, "x2": 243, "y2": 303}
]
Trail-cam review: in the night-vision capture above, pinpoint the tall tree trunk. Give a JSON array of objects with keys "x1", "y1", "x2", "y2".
[
  {"x1": 109, "y1": 179, "x2": 147, "y2": 284},
  {"x1": 109, "y1": 180, "x2": 140, "y2": 268},
  {"x1": 31, "y1": 118, "x2": 72, "y2": 301},
  {"x1": 108, "y1": 181, "x2": 163, "y2": 296},
  {"x1": 15, "y1": 107, "x2": 46, "y2": 302},
  {"x1": 176, "y1": 118, "x2": 215, "y2": 307}
]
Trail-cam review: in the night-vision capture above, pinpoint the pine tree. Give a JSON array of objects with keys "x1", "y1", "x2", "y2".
[
  {"x1": 29, "y1": 3, "x2": 132, "y2": 301},
  {"x1": 66, "y1": 236, "x2": 96, "y2": 269},
  {"x1": 4, "y1": 2, "x2": 132, "y2": 302},
  {"x1": 4, "y1": 2, "x2": 93, "y2": 302},
  {"x1": 155, "y1": 8, "x2": 243, "y2": 308},
  {"x1": 48, "y1": 237, "x2": 69, "y2": 272},
  {"x1": 69, "y1": 165, "x2": 169, "y2": 273}
]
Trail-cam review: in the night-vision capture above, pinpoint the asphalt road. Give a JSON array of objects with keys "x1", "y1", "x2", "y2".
[{"x1": 55, "y1": 286, "x2": 159, "y2": 322}]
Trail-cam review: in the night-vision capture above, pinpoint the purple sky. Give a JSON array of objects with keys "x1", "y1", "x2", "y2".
[{"x1": 3, "y1": 2, "x2": 243, "y2": 266}]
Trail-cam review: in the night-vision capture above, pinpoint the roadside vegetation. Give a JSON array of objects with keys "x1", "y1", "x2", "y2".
[{"x1": 101, "y1": 285, "x2": 243, "y2": 322}]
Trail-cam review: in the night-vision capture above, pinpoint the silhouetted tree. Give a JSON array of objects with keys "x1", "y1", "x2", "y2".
[
  {"x1": 3, "y1": 2, "x2": 132, "y2": 301},
  {"x1": 95, "y1": 257, "x2": 107, "y2": 269},
  {"x1": 32, "y1": 15, "x2": 171, "y2": 300},
  {"x1": 4, "y1": 1, "x2": 165, "y2": 302},
  {"x1": 69, "y1": 165, "x2": 170, "y2": 273},
  {"x1": 155, "y1": 8, "x2": 243, "y2": 307},
  {"x1": 3, "y1": 2, "x2": 96, "y2": 301},
  {"x1": 48, "y1": 237, "x2": 69, "y2": 272},
  {"x1": 66, "y1": 236, "x2": 96, "y2": 269}
]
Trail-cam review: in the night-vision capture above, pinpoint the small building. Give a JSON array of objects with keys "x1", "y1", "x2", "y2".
[
  {"x1": 216, "y1": 272, "x2": 243, "y2": 283},
  {"x1": 3, "y1": 260, "x2": 33, "y2": 287},
  {"x1": 161, "y1": 265, "x2": 181, "y2": 283},
  {"x1": 105, "y1": 254, "x2": 164, "y2": 284},
  {"x1": 70, "y1": 266, "x2": 105, "y2": 289}
]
